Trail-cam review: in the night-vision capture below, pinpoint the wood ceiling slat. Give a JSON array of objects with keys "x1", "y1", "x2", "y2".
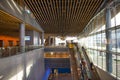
[
  {"x1": 68, "y1": 0, "x2": 71, "y2": 24},
  {"x1": 46, "y1": 0, "x2": 55, "y2": 32},
  {"x1": 65, "y1": 0, "x2": 70, "y2": 32},
  {"x1": 59, "y1": 0, "x2": 62, "y2": 33},
  {"x1": 43, "y1": 1, "x2": 54, "y2": 32},
  {"x1": 39, "y1": 0, "x2": 49, "y2": 26},
  {"x1": 55, "y1": 0, "x2": 59, "y2": 32},
  {"x1": 52, "y1": 2, "x2": 57, "y2": 29},
  {"x1": 72, "y1": 1, "x2": 78, "y2": 23},
  {"x1": 35, "y1": 0, "x2": 48, "y2": 28},
  {"x1": 75, "y1": 1, "x2": 82, "y2": 21},
  {"x1": 43, "y1": 0, "x2": 53, "y2": 26},
  {"x1": 62, "y1": 0, "x2": 64, "y2": 33},
  {"x1": 68, "y1": 0, "x2": 74, "y2": 31},
  {"x1": 50, "y1": 1, "x2": 56, "y2": 32},
  {"x1": 79, "y1": 0, "x2": 88, "y2": 23},
  {"x1": 83, "y1": 0, "x2": 94, "y2": 21},
  {"x1": 75, "y1": 0, "x2": 85, "y2": 31},
  {"x1": 50, "y1": 0, "x2": 57, "y2": 25},
  {"x1": 66, "y1": 0, "x2": 70, "y2": 32},
  {"x1": 79, "y1": 0, "x2": 93, "y2": 28},
  {"x1": 70, "y1": 0, "x2": 76, "y2": 26},
  {"x1": 75, "y1": 2, "x2": 83, "y2": 28},
  {"x1": 64, "y1": 0, "x2": 68, "y2": 33},
  {"x1": 26, "y1": 0, "x2": 44, "y2": 26},
  {"x1": 62, "y1": 0, "x2": 66, "y2": 34},
  {"x1": 83, "y1": 0, "x2": 97, "y2": 21},
  {"x1": 30, "y1": 0, "x2": 42, "y2": 20},
  {"x1": 77, "y1": 0, "x2": 89, "y2": 22},
  {"x1": 42, "y1": 0, "x2": 51, "y2": 23},
  {"x1": 24, "y1": 0, "x2": 104, "y2": 35},
  {"x1": 84, "y1": 0, "x2": 101, "y2": 24}
]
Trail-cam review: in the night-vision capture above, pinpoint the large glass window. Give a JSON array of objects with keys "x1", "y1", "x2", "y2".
[
  {"x1": 102, "y1": 52, "x2": 106, "y2": 70},
  {"x1": 111, "y1": 8, "x2": 116, "y2": 27},
  {"x1": 78, "y1": 1, "x2": 120, "y2": 79},
  {"x1": 88, "y1": 35, "x2": 94, "y2": 48},
  {"x1": 116, "y1": 4, "x2": 120, "y2": 78},
  {"x1": 97, "y1": 51, "x2": 102, "y2": 68},
  {"x1": 116, "y1": 4, "x2": 120, "y2": 26},
  {"x1": 93, "y1": 35, "x2": 97, "y2": 49},
  {"x1": 89, "y1": 49, "x2": 94, "y2": 61},
  {"x1": 117, "y1": 55, "x2": 120, "y2": 78},
  {"x1": 93, "y1": 50, "x2": 98, "y2": 65},
  {"x1": 112, "y1": 54, "x2": 117, "y2": 76},
  {"x1": 101, "y1": 32, "x2": 106, "y2": 50},
  {"x1": 87, "y1": 49, "x2": 93, "y2": 62},
  {"x1": 111, "y1": 30, "x2": 116, "y2": 52},
  {"x1": 116, "y1": 29, "x2": 120, "y2": 52},
  {"x1": 96, "y1": 33, "x2": 102, "y2": 50}
]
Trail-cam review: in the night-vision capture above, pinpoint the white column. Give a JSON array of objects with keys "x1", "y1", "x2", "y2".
[
  {"x1": 20, "y1": 23, "x2": 25, "y2": 52},
  {"x1": 52, "y1": 37, "x2": 54, "y2": 46},
  {"x1": 20, "y1": 23, "x2": 26, "y2": 80},
  {"x1": 41, "y1": 32, "x2": 44, "y2": 46},
  {"x1": 38, "y1": 33, "x2": 40, "y2": 45}
]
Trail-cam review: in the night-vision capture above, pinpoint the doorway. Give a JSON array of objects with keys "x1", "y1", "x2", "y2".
[{"x1": 0, "y1": 40, "x2": 4, "y2": 47}]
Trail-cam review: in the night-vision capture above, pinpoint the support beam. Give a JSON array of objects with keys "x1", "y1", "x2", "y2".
[{"x1": 105, "y1": 7, "x2": 112, "y2": 73}]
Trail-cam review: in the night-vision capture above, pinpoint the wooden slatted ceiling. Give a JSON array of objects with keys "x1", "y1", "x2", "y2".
[{"x1": 24, "y1": 0, "x2": 103, "y2": 36}]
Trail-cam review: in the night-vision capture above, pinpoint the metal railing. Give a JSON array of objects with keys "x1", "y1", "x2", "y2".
[{"x1": 0, "y1": 45, "x2": 42, "y2": 58}]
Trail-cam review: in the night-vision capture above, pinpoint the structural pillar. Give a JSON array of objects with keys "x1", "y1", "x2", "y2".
[
  {"x1": 20, "y1": 23, "x2": 26, "y2": 80},
  {"x1": 41, "y1": 32, "x2": 44, "y2": 46},
  {"x1": 48, "y1": 36, "x2": 51, "y2": 46},
  {"x1": 20, "y1": 23, "x2": 25, "y2": 52},
  {"x1": 51, "y1": 36, "x2": 55, "y2": 46},
  {"x1": 53, "y1": 37, "x2": 56, "y2": 46},
  {"x1": 105, "y1": 7, "x2": 112, "y2": 73},
  {"x1": 38, "y1": 33, "x2": 40, "y2": 45}
]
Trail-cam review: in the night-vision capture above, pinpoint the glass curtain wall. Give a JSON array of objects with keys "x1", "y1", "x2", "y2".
[{"x1": 78, "y1": 1, "x2": 120, "y2": 79}]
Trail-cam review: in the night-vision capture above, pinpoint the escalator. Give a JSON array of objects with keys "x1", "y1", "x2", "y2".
[
  {"x1": 68, "y1": 43, "x2": 101, "y2": 80},
  {"x1": 81, "y1": 46, "x2": 100, "y2": 80}
]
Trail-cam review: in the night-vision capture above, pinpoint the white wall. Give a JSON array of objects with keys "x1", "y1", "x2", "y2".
[{"x1": 0, "y1": 48, "x2": 45, "y2": 80}]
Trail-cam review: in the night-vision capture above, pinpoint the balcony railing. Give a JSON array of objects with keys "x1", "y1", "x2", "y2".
[{"x1": 0, "y1": 45, "x2": 42, "y2": 58}]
